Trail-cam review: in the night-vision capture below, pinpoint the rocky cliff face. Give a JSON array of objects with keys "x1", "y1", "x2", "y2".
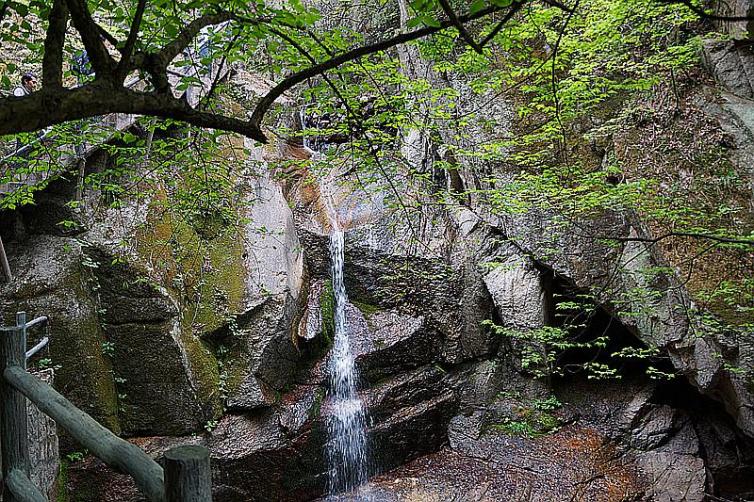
[
  {"x1": 2, "y1": 3, "x2": 754, "y2": 501},
  {"x1": 3, "y1": 132, "x2": 753, "y2": 501}
]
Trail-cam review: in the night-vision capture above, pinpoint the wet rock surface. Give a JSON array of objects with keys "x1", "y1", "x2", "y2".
[
  {"x1": 321, "y1": 376, "x2": 754, "y2": 502},
  {"x1": 0, "y1": 236, "x2": 121, "y2": 432},
  {"x1": 351, "y1": 309, "x2": 442, "y2": 382}
]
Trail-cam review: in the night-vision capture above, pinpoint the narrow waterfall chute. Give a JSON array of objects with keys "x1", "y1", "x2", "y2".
[{"x1": 326, "y1": 218, "x2": 370, "y2": 495}]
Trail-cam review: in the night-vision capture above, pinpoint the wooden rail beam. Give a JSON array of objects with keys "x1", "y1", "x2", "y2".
[
  {"x1": 3, "y1": 365, "x2": 165, "y2": 501},
  {"x1": 0, "y1": 312, "x2": 213, "y2": 501}
]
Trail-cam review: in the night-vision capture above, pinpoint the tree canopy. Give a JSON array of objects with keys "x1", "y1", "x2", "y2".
[{"x1": 0, "y1": 0, "x2": 738, "y2": 139}]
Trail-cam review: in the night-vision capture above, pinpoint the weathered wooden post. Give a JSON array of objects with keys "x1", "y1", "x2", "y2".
[
  {"x1": 0, "y1": 236, "x2": 12, "y2": 283},
  {"x1": 163, "y1": 445, "x2": 212, "y2": 502},
  {"x1": 0, "y1": 312, "x2": 31, "y2": 502}
]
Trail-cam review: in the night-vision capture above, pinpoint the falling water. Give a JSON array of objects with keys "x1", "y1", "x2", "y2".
[
  {"x1": 326, "y1": 223, "x2": 370, "y2": 495},
  {"x1": 299, "y1": 107, "x2": 311, "y2": 151}
]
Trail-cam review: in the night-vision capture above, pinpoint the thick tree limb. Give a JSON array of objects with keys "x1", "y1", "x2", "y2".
[
  {"x1": 64, "y1": 0, "x2": 115, "y2": 76},
  {"x1": 42, "y1": 0, "x2": 68, "y2": 88},
  {"x1": 0, "y1": 0, "x2": 521, "y2": 143},
  {"x1": 116, "y1": 0, "x2": 148, "y2": 80},
  {"x1": 134, "y1": 11, "x2": 241, "y2": 93},
  {"x1": 3, "y1": 0, "x2": 542, "y2": 144},
  {"x1": 6, "y1": 0, "x2": 754, "y2": 148},
  {"x1": 157, "y1": 11, "x2": 235, "y2": 66},
  {"x1": 0, "y1": 84, "x2": 266, "y2": 143}
]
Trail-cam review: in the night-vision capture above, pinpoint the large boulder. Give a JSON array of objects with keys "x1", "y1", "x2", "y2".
[
  {"x1": 622, "y1": 395, "x2": 707, "y2": 502},
  {"x1": 0, "y1": 236, "x2": 121, "y2": 432},
  {"x1": 87, "y1": 246, "x2": 216, "y2": 435},
  {"x1": 482, "y1": 241, "x2": 546, "y2": 330},
  {"x1": 702, "y1": 39, "x2": 754, "y2": 99},
  {"x1": 220, "y1": 160, "x2": 305, "y2": 411},
  {"x1": 351, "y1": 309, "x2": 443, "y2": 382}
]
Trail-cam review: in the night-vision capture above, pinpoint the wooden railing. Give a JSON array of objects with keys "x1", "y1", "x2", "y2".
[{"x1": 0, "y1": 312, "x2": 212, "y2": 501}]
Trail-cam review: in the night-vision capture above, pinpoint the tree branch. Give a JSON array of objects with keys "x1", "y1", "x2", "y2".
[
  {"x1": 1, "y1": 0, "x2": 526, "y2": 143},
  {"x1": 437, "y1": 0, "x2": 483, "y2": 53},
  {"x1": 249, "y1": 3, "x2": 512, "y2": 131},
  {"x1": 601, "y1": 231, "x2": 754, "y2": 247},
  {"x1": 195, "y1": 31, "x2": 240, "y2": 108},
  {"x1": 135, "y1": 10, "x2": 242, "y2": 94},
  {"x1": 157, "y1": 11, "x2": 234, "y2": 66},
  {"x1": 116, "y1": 0, "x2": 148, "y2": 80},
  {"x1": 0, "y1": 84, "x2": 266, "y2": 142},
  {"x1": 479, "y1": 1, "x2": 525, "y2": 47},
  {"x1": 64, "y1": 0, "x2": 115, "y2": 76},
  {"x1": 42, "y1": 0, "x2": 68, "y2": 89},
  {"x1": 96, "y1": 25, "x2": 120, "y2": 48}
]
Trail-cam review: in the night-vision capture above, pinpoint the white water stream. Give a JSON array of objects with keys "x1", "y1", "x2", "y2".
[{"x1": 326, "y1": 221, "x2": 370, "y2": 495}]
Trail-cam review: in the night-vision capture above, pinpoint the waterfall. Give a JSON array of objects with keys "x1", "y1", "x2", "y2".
[
  {"x1": 326, "y1": 224, "x2": 370, "y2": 495},
  {"x1": 300, "y1": 107, "x2": 311, "y2": 151}
]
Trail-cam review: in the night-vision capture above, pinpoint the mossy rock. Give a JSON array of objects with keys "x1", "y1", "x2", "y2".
[
  {"x1": 0, "y1": 236, "x2": 120, "y2": 434},
  {"x1": 136, "y1": 197, "x2": 247, "y2": 336}
]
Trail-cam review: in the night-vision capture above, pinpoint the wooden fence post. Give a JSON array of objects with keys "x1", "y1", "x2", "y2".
[
  {"x1": 163, "y1": 445, "x2": 212, "y2": 502},
  {"x1": 0, "y1": 236, "x2": 12, "y2": 283},
  {"x1": 0, "y1": 312, "x2": 31, "y2": 502}
]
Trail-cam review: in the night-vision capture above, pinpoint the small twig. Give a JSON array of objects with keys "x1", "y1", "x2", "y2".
[{"x1": 437, "y1": 0, "x2": 484, "y2": 53}]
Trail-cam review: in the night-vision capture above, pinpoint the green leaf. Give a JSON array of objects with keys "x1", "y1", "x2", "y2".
[
  {"x1": 470, "y1": 0, "x2": 487, "y2": 15},
  {"x1": 409, "y1": 15, "x2": 441, "y2": 28}
]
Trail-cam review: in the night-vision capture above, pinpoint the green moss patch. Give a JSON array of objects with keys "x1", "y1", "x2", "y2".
[
  {"x1": 487, "y1": 396, "x2": 563, "y2": 439},
  {"x1": 352, "y1": 300, "x2": 380, "y2": 318},
  {"x1": 319, "y1": 279, "x2": 335, "y2": 344}
]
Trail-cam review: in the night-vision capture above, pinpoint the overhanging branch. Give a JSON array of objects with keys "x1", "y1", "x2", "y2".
[
  {"x1": 0, "y1": 84, "x2": 266, "y2": 143},
  {"x1": 158, "y1": 11, "x2": 235, "y2": 65},
  {"x1": 438, "y1": 0, "x2": 483, "y2": 53},
  {"x1": 116, "y1": 0, "x2": 148, "y2": 80},
  {"x1": 64, "y1": 0, "x2": 115, "y2": 76},
  {"x1": 42, "y1": 0, "x2": 68, "y2": 88},
  {"x1": 249, "y1": 3, "x2": 513, "y2": 131}
]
